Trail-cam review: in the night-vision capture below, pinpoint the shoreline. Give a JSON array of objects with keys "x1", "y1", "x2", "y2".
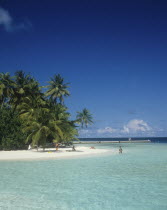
[{"x1": 0, "y1": 146, "x2": 117, "y2": 161}]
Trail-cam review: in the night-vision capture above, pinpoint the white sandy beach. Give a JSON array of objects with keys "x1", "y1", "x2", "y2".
[{"x1": 0, "y1": 146, "x2": 117, "y2": 161}]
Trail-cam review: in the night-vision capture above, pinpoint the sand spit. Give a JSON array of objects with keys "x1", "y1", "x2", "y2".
[{"x1": 0, "y1": 146, "x2": 117, "y2": 161}]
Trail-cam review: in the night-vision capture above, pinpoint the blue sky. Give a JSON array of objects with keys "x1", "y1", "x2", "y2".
[{"x1": 0, "y1": 0, "x2": 167, "y2": 137}]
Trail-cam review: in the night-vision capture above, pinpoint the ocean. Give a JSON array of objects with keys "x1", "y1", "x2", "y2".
[
  {"x1": 0, "y1": 139, "x2": 167, "y2": 209},
  {"x1": 79, "y1": 137, "x2": 167, "y2": 143}
]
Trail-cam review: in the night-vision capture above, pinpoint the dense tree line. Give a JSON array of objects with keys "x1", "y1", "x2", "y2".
[{"x1": 0, "y1": 71, "x2": 93, "y2": 150}]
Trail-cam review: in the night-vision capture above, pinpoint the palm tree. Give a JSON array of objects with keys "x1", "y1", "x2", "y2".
[
  {"x1": 10, "y1": 70, "x2": 42, "y2": 113},
  {"x1": 76, "y1": 108, "x2": 93, "y2": 128},
  {"x1": 22, "y1": 106, "x2": 64, "y2": 150},
  {"x1": 17, "y1": 95, "x2": 46, "y2": 121},
  {"x1": 45, "y1": 74, "x2": 70, "y2": 104},
  {"x1": 61, "y1": 121, "x2": 78, "y2": 143},
  {"x1": 19, "y1": 96, "x2": 77, "y2": 150},
  {"x1": 47, "y1": 102, "x2": 70, "y2": 121}
]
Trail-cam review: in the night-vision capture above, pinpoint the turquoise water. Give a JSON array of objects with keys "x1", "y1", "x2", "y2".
[{"x1": 0, "y1": 143, "x2": 167, "y2": 210}]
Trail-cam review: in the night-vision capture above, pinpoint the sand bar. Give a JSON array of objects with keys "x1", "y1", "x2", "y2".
[{"x1": 0, "y1": 146, "x2": 116, "y2": 161}]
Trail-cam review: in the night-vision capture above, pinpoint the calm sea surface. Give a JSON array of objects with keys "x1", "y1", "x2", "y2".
[
  {"x1": 0, "y1": 139, "x2": 167, "y2": 210},
  {"x1": 79, "y1": 137, "x2": 167, "y2": 143}
]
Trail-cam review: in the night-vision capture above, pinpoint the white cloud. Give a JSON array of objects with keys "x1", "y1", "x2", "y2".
[
  {"x1": 96, "y1": 120, "x2": 151, "y2": 136},
  {"x1": 78, "y1": 119, "x2": 154, "y2": 137},
  {"x1": 121, "y1": 125, "x2": 129, "y2": 133},
  {"x1": 121, "y1": 119, "x2": 151, "y2": 134},
  {"x1": 0, "y1": 7, "x2": 12, "y2": 31},
  {"x1": 0, "y1": 7, "x2": 31, "y2": 32},
  {"x1": 97, "y1": 127, "x2": 117, "y2": 134}
]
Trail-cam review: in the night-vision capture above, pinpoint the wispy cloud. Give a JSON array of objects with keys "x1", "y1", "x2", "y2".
[
  {"x1": 79, "y1": 129, "x2": 90, "y2": 134},
  {"x1": 78, "y1": 129, "x2": 94, "y2": 138},
  {"x1": 0, "y1": 7, "x2": 31, "y2": 32},
  {"x1": 97, "y1": 127, "x2": 117, "y2": 134},
  {"x1": 128, "y1": 110, "x2": 137, "y2": 115},
  {"x1": 0, "y1": 7, "x2": 12, "y2": 31}
]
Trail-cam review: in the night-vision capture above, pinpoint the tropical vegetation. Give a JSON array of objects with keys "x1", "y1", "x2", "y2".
[
  {"x1": 0, "y1": 71, "x2": 93, "y2": 150},
  {"x1": 76, "y1": 108, "x2": 93, "y2": 128}
]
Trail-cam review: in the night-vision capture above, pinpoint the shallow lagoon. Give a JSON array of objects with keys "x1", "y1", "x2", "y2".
[{"x1": 0, "y1": 143, "x2": 167, "y2": 210}]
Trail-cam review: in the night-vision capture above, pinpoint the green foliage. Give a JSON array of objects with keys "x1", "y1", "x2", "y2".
[
  {"x1": 0, "y1": 70, "x2": 93, "y2": 150},
  {"x1": 0, "y1": 107, "x2": 27, "y2": 150},
  {"x1": 45, "y1": 74, "x2": 70, "y2": 104},
  {"x1": 76, "y1": 108, "x2": 93, "y2": 128}
]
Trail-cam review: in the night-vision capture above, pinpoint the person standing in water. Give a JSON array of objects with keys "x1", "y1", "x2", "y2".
[{"x1": 119, "y1": 146, "x2": 123, "y2": 154}]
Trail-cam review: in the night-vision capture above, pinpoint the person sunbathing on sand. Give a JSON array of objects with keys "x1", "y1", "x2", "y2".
[{"x1": 72, "y1": 145, "x2": 76, "y2": 151}]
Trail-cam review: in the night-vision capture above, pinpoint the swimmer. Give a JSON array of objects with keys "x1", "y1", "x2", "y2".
[{"x1": 119, "y1": 146, "x2": 123, "y2": 153}]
